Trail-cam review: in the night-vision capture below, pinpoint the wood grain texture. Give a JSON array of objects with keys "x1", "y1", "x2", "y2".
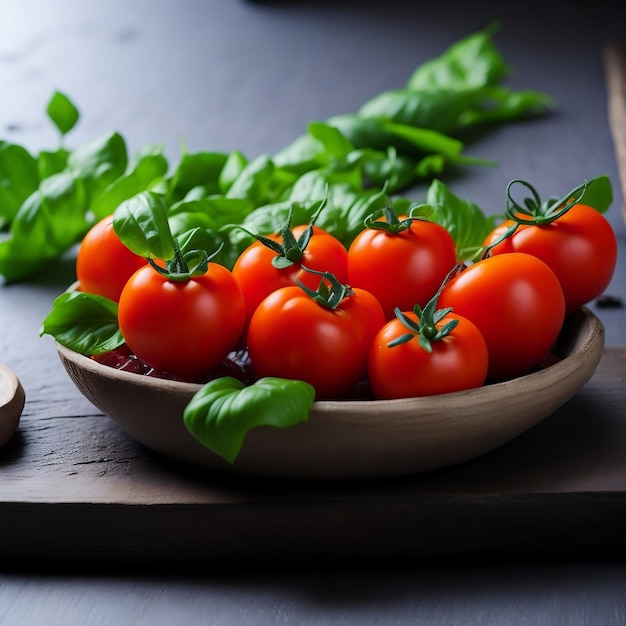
[{"x1": 604, "y1": 43, "x2": 626, "y2": 225}]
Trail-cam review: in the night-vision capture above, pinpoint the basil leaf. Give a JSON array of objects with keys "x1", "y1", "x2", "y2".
[
  {"x1": 183, "y1": 376, "x2": 315, "y2": 463},
  {"x1": 112, "y1": 191, "x2": 175, "y2": 260},
  {"x1": 272, "y1": 133, "x2": 327, "y2": 175},
  {"x1": 0, "y1": 171, "x2": 89, "y2": 282},
  {"x1": 325, "y1": 114, "x2": 426, "y2": 156},
  {"x1": 91, "y1": 146, "x2": 169, "y2": 221},
  {"x1": 40, "y1": 291, "x2": 123, "y2": 355},
  {"x1": 225, "y1": 154, "x2": 280, "y2": 205},
  {"x1": 579, "y1": 175, "x2": 613, "y2": 214},
  {"x1": 167, "y1": 151, "x2": 229, "y2": 202},
  {"x1": 359, "y1": 88, "x2": 487, "y2": 136},
  {"x1": 0, "y1": 141, "x2": 40, "y2": 228},
  {"x1": 425, "y1": 179, "x2": 499, "y2": 262},
  {"x1": 46, "y1": 91, "x2": 80, "y2": 137},
  {"x1": 308, "y1": 121, "x2": 354, "y2": 158},
  {"x1": 406, "y1": 24, "x2": 508, "y2": 91},
  {"x1": 67, "y1": 131, "x2": 128, "y2": 198},
  {"x1": 37, "y1": 148, "x2": 70, "y2": 179},
  {"x1": 218, "y1": 150, "x2": 249, "y2": 195}
]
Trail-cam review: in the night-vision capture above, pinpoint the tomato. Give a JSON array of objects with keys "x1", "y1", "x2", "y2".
[
  {"x1": 247, "y1": 283, "x2": 386, "y2": 399},
  {"x1": 232, "y1": 225, "x2": 348, "y2": 324},
  {"x1": 484, "y1": 203, "x2": 617, "y2": 314},
  {"x1": 438, "y1": 252, "x2": 565, "y2": 381},
  {"x1": 368, "y1": 311, "x2": 488, "y2": 399},
  {"x1": 76, "y1": 215, "x2": 148, "y2": 301},
  {"x1": 118, "y1": 263, "x2": 245, "y2": 381},
  {"x1": 347, "y1": 217, "x2": 457, "y2": 320}
]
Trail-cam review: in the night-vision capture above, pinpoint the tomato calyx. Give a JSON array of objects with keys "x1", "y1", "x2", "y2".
[
  {"x1": 363, "y1": 206, "x2": 414, "y2": 234},
  {"x1": 387, "y1": 265, "x2": 462, "y2": 353},
  {"x1": 482, "y1": 179, "x2": 588, "y2": 257},
  {"x1": 505, "y1": 178, "x2": 588, "y2": 225},
  {"x1": 388, "y1": 303, "x2": 458, "y2": 354},
  {"x1": 227, "y1": 200, "x2": 328, "y2": 270},
  {"x1": 297, "y1": 266, "x2": 352, "y2": 310},
  {"x1": 148, "y1": 234, "x2": 222, "y2": 282}
]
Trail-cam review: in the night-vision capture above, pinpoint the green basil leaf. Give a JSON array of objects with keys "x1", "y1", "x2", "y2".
[
  {"x1": 425, "y1": 179, "x2": 499, "y2": 262},
  {"x1": 332, "y1": 184, "x2": 393, "y2": 247},
  {"x1": 37, "y1": 148, "x2": 70, "y2": 179},
  {"x1": 406, "y1": 24, "x2": 508, "y2": 91},
  {"x1": 0, "y1": 171, "x2": 89, "y2": 282},
  {"x1": 167, "y1": 150, "x2": 229, "y2": 202},
  {"x1": 67, "y1": 131, "x2": 128, "y2": 198},
  {"x1": 218, "y1": 150, "x2": 249, "y2": 195},
  {"x1": 90, "y1": 146, "x2": 169, "y2": 220},
  {"x1": 169, "y1": 196, "x2": 254, "y2": 229},
  {"x1": 359, "y1": 88, "x2": 486, "y2": 136},
  {"x1": 383, "y1": 121, "x2": 483, "y2": 164},
  {"x1": 225, "y1": 154, "x2": 278, "y2": 204},
  {"x1": 308, "y1": 121, "x2": 354, "y2": 157},
  {"x1": 183, "y1": 376, "x2": 315, "y2": 463},
  {"x1": 0, "y1": 141, "x2": 40, "y2": 227},
  {"x1": 112, "y1": 191, "x2": 175, "y2": 260},
  {"x1": 459, "y1": 86, "x2": 554, "y2": 128},
  {"x1": 579, "y1": 175, "x2": 613, "y2": 214},
  {"x1": 325, "y1": 114, "x2": 424, "y2": 156},
  {"x1": 40, "y1": 290, "x2": 123, "y2": 355},
  {"x1": 46, "y1": 91, "x2": 80, "y2": 137},
  {"x1": 272, "y1": 133, "x2": 327, "y2": 175}
]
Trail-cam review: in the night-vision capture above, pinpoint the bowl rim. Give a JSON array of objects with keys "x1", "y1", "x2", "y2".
[{"x1": 55, "y1": 306, "x2": 605, "y2": 410}]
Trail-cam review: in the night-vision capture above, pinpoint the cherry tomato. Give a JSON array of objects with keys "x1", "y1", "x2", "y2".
[
  {"x1": 483, "y1": 203, "x2": 617, "y2": 314},
  {"x1": 118, "y1": 263, "x2": 245, "y2": 381},
  {"x1": 76, "y1": 215, "x2": 148, "y2": 301},
  {"x1": 247, "y1": 284, "x2": 385, "y2": 399},
  {"x1": 347, "y1": 217, "x2": 457, "y2": 320},
  {"x1": 232, "y1": 225, "x2": 348, "y2": 324},
  {"x1": 438, "y1": 252, "x2": 565, "y2": 381},
  {"x1": 368, "y1": 311, "x2": 488, "y2": 399}
]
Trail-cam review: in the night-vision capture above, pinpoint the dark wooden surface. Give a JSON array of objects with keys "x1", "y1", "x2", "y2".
[
  {"x1": 1, "y1": 346, "x2": 626, "y2": 566},
  {"x1": 2, "y1": 0, "x2": 626, "y2": 624}
]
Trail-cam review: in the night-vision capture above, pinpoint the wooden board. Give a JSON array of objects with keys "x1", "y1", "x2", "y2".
[{"x1": 1, "y1": 345, "x2": 625, "y2": 566}]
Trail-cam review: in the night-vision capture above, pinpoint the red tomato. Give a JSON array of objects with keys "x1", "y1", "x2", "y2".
[
  {"x1": 232, "y1": 225, "x2": 348, "y2": 324},
  {"x1": 347, "y1": 218, "x2": 457, "y2": 320},
  {"x1": 118, "y1": 263, "x2": 245, "y2": 381},
  {"x1": 484, "y1": 203, "x2": 617, "y2": 314},
  {"x1": 247, "y1": 284, "x2": 385, "y2": 399},
  {"x1": 368, "y1": 311, "x2": 488, "y2": 399},
  {"x1": 76, "y1": 215, "x2": 148, "y2": 301},
  {"x1": 438, "y1": 252, "x2": 565, "y2": 381}
]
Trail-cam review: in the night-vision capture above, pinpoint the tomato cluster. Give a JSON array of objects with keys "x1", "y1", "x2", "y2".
[{"x1": 76, "y1": 181, "x2": 617, "y2": 400}]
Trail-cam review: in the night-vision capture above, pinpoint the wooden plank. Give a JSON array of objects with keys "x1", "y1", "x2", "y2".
[
  {"x1": 1, "y1": 348, "x2": 625, "y2": 564},
  {"x1": 603, "y1": 43, "x2": 626, "y2": 225}
]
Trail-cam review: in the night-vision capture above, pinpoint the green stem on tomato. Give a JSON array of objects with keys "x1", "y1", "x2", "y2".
[
  {"x1": 481, "y1": 178, "x2": 588, "y2": 258},
  {"x1": 222, "y1": 197, "x2": 328, "y2": 270},
  {"x1": 363, "y1": 206, "x2": 413, "y2": 234},
  {"x1": 297, "y1": 266, "x2": 351, "y2": 310},
  {"x1": 387, "y1": 263, "x2": 463, "y2": 353}
]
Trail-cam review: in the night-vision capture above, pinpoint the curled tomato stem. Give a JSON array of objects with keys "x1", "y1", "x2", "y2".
[{"x1": 481, "y1": 178, "x2": 588, "y2": 258}]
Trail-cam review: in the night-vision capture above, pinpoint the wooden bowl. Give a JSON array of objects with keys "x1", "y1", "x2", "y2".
[
  {"x1": 0, "y1": 364, "x2": 25, "y2": 448},
  {"x1": 56, "y1": 307, "x2": 604, "y2": 480}
]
